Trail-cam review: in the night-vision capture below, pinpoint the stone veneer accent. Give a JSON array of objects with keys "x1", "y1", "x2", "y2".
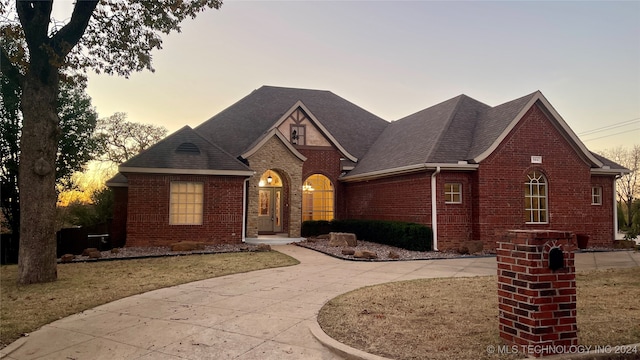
[
  {"x1": 246, "y1": 136, "x2": 304, "y2": 238},
  {"x1": 497, "y1": 230, "x2": 578, "y2": 358}
]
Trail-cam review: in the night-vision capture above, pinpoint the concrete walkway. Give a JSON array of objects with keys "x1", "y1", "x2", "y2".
[{"x1": 1, "y1": 247, "x2": 638, "y2": 360}]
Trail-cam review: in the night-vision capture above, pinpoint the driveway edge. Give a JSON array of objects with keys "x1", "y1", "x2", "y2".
[{"x1": 308, "y1": 321, "x2": 392, "y2": 360}]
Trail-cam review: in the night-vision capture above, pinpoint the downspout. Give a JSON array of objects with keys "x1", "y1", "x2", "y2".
[
  {"x1": 431, "y1": 166, "x2": 441, "y2": 251},
  {"x1": 242, "y1": 177, "x2": 249, "y2": 242},
  {"x1": 613, "y1": 174, "x2": 620, "y2": 240}
]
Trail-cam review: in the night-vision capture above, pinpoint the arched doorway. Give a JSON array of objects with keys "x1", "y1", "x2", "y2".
[
  {"x1": 302, "y1": 174, "x2": 334, "y2": 221},
  {"x1": 258, "y1": 170, "x2": 283, "y2": 233}
]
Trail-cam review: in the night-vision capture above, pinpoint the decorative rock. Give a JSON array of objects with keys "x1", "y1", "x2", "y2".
[
  {"x1": 341, "y1": 248, "x2": 355, "y2": 256},
  {"x1": 458, "y1": 240, "x2": 484, "y2": 255},
  {"x1": 239, "y1": 245, "x2": 250, "y2": 251},
  {"x1": 256, "y1": 243, "x2": 271, "y2": 252},
  {"x1": 110, "y1": 248, "x2": 120, "y2": 254},
  {"x1": 60, "y1": 254, "x2": 75, "y2": 263},
  {"x1": 88, "y1": 251, "x2": 102, "y2": 259},
  {"x1": 354, "y1": 250, "x2": 378, "y2": 259},
  {"x1": 317, "y1": 234, "x2": 330, "y2": 240},
  {"x1": 329, "y1": 232, "x2": 357, "y2": 247},
  {"x1": 170, "y1": 241, "x2": 205, "y2": 252},
  {"x1": 82, "y1": 248, "x2": 98, "y2": 256},
  {"x1": 388, "y1": 251, "x2": 400, "y2": 259}
]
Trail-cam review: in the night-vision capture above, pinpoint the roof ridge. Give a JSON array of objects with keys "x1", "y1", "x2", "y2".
[
  {"x1": 424, "y1": 95, "x2": 468, "y2": 163},
  {"x1": 192, "y1": 127, "x2": 250, "y2": 167},
  {"x1": 261, "y1": 84, "x2": 333, "y2": 93},
  {"x1": 467, "y1": 92, "x2": 540, "y2": 161},
  {"x1": 121, "y1": 125, "x2": 194, "y2": 166}
]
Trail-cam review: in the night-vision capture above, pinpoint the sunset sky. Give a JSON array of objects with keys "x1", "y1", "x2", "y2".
[{"x1": 57, "y1": 1, "x2": 639, "y2": 154}]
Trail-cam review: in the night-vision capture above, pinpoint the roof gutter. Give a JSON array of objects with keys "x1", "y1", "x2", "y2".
[
  {"x1": 340, "y1": 162, "x2": 478, "y2": 183},
  {"x1": 431, "y1": 166, "x2": 441, "y2": 251},
  {"x1": 119, "y1": 167, "x2": 254, "y2": 177},
  {"x1": 591, "y1": 167, "x2": 631, "y2": 175}
]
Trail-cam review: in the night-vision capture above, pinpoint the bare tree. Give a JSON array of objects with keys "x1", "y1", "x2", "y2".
[
  {"x1": 1, "y1": 0, "x2": 222, "y2": 284},
  {"x1": 600, "y1": 145, "x2": 639, "y2": 231},
  {"x1": 95, "y1": 112, "x2": 168, "y2": 165}
]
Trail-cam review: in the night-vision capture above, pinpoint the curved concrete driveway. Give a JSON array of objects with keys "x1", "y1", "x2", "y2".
[{"x1": 2, "y1": 246, "x2": 638, "y2": 360}]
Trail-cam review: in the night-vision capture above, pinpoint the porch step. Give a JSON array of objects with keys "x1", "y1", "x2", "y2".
[{"x1": 245, "y1": 236, "x2": 305, "y2": 245}]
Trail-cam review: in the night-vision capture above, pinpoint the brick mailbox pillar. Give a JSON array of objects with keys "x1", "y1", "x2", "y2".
[{"x1": 497, "y1": 230, "x2": 578, "y2": 357}]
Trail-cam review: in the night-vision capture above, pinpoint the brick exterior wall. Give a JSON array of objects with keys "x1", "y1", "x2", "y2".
[
  {"x1": 343, "y1": 171, "x2": 474, "y2": 250},
  {"x1": 588, "y1": 175, "x2": 616, "y2": 245},
  {"x1": 436, "y1": 172, "x2": 474, "y2": 249},
  {"x1": 343, "y1": 172, "x2": 432, "y2": 224},
  {"x1": 110, "y1": 187, "x2": 128, "y2": 248},
  {"x1": 472, "y1": 104, "x2": 614, "y2": 248},
  {"x1": 124, "y1": 173, "x2": 246, "y2": 247}
]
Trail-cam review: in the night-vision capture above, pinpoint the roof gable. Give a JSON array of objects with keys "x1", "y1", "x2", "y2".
[
  {"x1": 469, "y1": 91, "x2": 603, "y2": 167},
  {"x1": 119, "y1": 126, "x2": 253, "y2": 176},
  {"x1": 271, "y1": 102, "x2": 357, "y2": 162},
  {"x1": 347, "y1": 95, "x2": 479, "y2": 177},
  {"x1": 241, "y1": 128, "x2": 307, "y2": 161}
]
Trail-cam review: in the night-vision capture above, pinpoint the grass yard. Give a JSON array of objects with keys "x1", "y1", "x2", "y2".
[
  {"x1": 0, "y1": 251, "x2": 299, "y2": 348},
  {"x1": 318, "y1": 267, "x2": 640, "y2": 360}
]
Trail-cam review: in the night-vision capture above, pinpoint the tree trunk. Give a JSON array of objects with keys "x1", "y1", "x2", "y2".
[{"x1": 17, "y1": 64, "x2": 60, "y2": 284}]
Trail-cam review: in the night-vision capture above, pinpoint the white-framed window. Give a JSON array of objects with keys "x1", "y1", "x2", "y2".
[
  {"x1": 444, "y1": 183, "x2": 462, "y2": 204},
  {"x1": 170, "y1": 181, "x2": 204, "y2": 225},
  {"x1": 524, "y1": 171, "x2": 548, "y2": 224},
  {"x1": 591, "y1": 186, "x2": 602, "y2": 205}
]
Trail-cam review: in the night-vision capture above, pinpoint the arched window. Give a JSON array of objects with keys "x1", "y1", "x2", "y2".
[
  {"x1": 524, "y1": 171, "x2": 548, "y2": 224},
  {"x1": 302, "y1": 174, "x2": 334, "y2": 221}
]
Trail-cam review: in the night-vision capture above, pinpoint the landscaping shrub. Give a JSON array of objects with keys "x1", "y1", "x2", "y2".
[
  {"x1": 302, "y1": 219, "x2": 432, "y2": 251},
  {"x1": 301, "y1": 220, "x2": 331, "y2": 237}
]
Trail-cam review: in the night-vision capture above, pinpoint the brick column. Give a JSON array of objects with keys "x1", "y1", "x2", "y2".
[{"x1": 497, "y1": 230, "x2": 578, "y2": 357}]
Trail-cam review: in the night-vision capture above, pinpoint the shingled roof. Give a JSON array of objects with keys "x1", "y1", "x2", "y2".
[
  {"x1": 346, "y1": 94, "x2": 495, "y2": 177},
  {"x1": 119, "y1": 126, "x2": 252, "y2": 175},
  {"x1": 344, "y1": 91, "x2": 623, "y2": 179},
  {"x1": 195, "y1": 86, "x2": 388, "y2": 160},
  {"x1": 113, "y1": 87, "x2": 626, "y2": 182}
]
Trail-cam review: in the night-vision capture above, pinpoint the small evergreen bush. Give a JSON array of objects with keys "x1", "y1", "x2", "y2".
[{"x1": 301, "y1": 219, "x2": 432, "y2": 251}]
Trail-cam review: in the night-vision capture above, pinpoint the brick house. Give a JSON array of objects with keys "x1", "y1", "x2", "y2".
[{"x1": 107, "y1": 86, "x2": 627, "y2": 250}]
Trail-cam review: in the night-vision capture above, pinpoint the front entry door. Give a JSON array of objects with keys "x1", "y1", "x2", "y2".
[{"x1": 258, "y1": 187, "x2": 282, "y2": 233}]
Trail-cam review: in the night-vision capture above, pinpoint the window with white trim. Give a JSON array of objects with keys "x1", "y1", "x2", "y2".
[
  {"x1": 524, "y1": 171, "x2": 548, "y2": 223},
  {"x1": 444, "y1": 183, "x2": 462, "y2": 204},
  {"x1": 170, "y1": 182, "x2": 203, "y2": 225},
  {"x1": 591, "y1": 186, "x2": 602, "y2": 205}
]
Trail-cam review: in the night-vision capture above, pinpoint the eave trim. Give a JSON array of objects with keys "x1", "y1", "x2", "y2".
[
  {"x1": 340, "y1": 163, "x2": 478, "y2": 182},
  {"x1": 119, "y1": 167, "x2": 254, "y2": 176},
  {"x1": 591, "y1": 168, "x2": 630, "y2": 175},
  {"x1": 241, "y1": 128, "x2": 308, "y2": 161}
]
